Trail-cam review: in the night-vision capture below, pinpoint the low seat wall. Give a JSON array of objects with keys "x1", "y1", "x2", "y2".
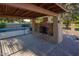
[{"x1": 0, "y1": 28, "x2": 30, "y2": 39}]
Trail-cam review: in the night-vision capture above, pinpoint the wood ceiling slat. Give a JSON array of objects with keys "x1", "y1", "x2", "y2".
[
  {"x1": 47, "y1": 5, "x2": 56, "y2": 9},
  {"x1": 14, "y1": 9, "x2": 21, "y2": 15},
  {"x1": 10, "y1": 8, "x2": 18, "y2": 15},
  {"x1": 2, "y1": 5, "x2": 4, "y2": 15},
  {"x1": 55, "y1": 3, "x2": 68, "y2": 12},
  {"x1": 39, "y1": 4, "x2": 46, "y2": 7},
  {"x1": 25, "y1": 12, "x2": 35, "y2": 17},
  {"x1": 48, "y1": 6, "x2": 63, "y2": 13},
  {"x1": 6, "y1": 3, "x2": 58, "y2": 16},
  {"x1": 6, "y1": 6, "x2": 17, "y2": 15},
  {"x1": 5, "y1": 4, "x2": 7, "y2": 15},
  {"x1": 0, "y1": 3, "x2": 67, "y2": 19},
  {"x1": 30, "y1": 14, "x2": 45, "y2": 18},
  {"x1": 21, "y1": 11, "x2": 31, "y2": 16},
  {"x1": 13, "y1": 8, "x2": 19, "y2": 15},
  {"x1": 34, "y1": 3, "x2": 66, "y2": 13},
  {"x1": 0, "y1": 4, "x2": 3, "y2": 15},
  {"x1": 34, "y1": 4, "x2": 58, "y2": 12},
  {"x1": 18, "y1": 10, "x2": 26, "y2": 15},
  {"x1": 40, "y1": 4, "x2": 53, "y2": 9},
  {"x1": 26, "y1": 12, "x2": 45, "y2": 17},
  {"x1": 18, "y1": 10, "x2": 27, "y2": 16}
]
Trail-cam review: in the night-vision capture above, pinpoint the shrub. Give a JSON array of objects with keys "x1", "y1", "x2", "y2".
[{"x1": 0, "y1": 22, "x2": 6, "y2": 28}]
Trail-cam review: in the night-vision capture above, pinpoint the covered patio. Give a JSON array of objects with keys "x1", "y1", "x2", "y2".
[
  {"x1": 0, "y1": 3, "x2": 73, "y2": 56},
  {"x1": 0, "y1": 3, "x2": 67, "y2": 43},
  {"x1": 0, "y1": 34, "x2": 79, "y2": 56}
]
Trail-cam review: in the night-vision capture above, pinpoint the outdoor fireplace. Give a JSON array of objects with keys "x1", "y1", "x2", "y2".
[{"x1": 39, "y1": 25, "x2": 48, "y2": 34}]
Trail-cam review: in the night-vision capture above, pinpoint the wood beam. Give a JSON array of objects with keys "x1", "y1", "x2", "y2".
[
  {"x1": 12, "y1": 8, "x2": 18, "y2": 14},
  {"x1": 5, "y1": 3, "x2": 58, "y2": 16},
  {"x1": 47, "y1": 5, "x2": 56, "y2": 9},
  {"x1": 21, "y1": 11, "x2": 31, "y2": 16},
  {"x1": 55, "y1": 3, "x2": 68, "y2": 12},
  {"x1": 14, "y1": 8, "x2": 20, "y2": 15},
  {"x1": 26, "y1": 13, "x2": 35, "y2": 17},
  {"x1": 39, "y1": 4, "x2": 46, "y2": 7}
]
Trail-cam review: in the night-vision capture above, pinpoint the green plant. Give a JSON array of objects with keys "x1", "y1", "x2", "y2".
[{"x1": 0, "y1": 22, "x2": 6, "y2": 28}]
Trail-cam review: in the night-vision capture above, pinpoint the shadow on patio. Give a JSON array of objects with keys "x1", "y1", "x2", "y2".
[
  {"x1": 0, "y1": 34, "x2": 55, "y2": 56},
  {"x1": 0, "y1": 34, "x2": 79, "y2": 56}
]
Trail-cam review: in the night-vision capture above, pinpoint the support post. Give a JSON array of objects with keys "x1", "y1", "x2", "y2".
[
  {"x1": 31, "y1": 19, "x2": 36, "y2": 34},
  {"x1": 53, "y1": 15, "x2": 63, "y2": 44}
]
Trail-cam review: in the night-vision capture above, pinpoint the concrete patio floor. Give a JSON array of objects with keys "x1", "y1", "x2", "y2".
[{"x1": 0, "y1": 34, "x2": 79, "y2": 56}]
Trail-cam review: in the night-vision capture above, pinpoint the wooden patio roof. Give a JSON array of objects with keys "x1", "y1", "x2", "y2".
[{"x1": 0, "y1": 3, "x2": 67, "y2": 19}]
